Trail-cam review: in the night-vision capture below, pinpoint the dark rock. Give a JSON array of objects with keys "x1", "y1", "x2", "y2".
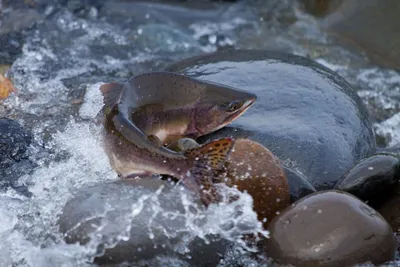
[
  {"x1": 265, "y1": 190, "x2": 397, "y2": 267},
  {"x1": 0, "y1": 118, "x2": 35, "y2": 196},
  {"x1": 335, "y1": 154, "x2": 400, "y2": 207},
  {"x1": 378, "y1": 184, "x2": 400, "y2": 235},
  {"x1": 377, "y1": 145, "x2": 400, "y2": 157},
  {"x1": 57, "y1": 178, "x2": 231, "y2": 266},
  {"x1": 0, "y1": 118, "x2": 32, "y2": 164},
  {"x1": 165, "y1": 49, "x2": 376, "y2": 190},
  {"x1": 321, "y1": 0, "x2": 400, "y2": 70},
  {"x1": 283, "y1": 166, "x2": 316, "y2": 203}
]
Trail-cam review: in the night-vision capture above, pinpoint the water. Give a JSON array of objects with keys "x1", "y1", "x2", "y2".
[{"x1": 0, "y1": 0, "x2": 399, "y2": 266}]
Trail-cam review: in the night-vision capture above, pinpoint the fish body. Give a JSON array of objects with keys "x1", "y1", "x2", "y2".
[
  {"x1": 98, "y1": 71, "x2": 257, "y2": 203},
  {"x1": 103, "y1": 71, "x2": 256, "y2": 145}
]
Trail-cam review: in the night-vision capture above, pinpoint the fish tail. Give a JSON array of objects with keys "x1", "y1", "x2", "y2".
[
  {"x1": 99, "y1": 82, "x2": 124, "y2": 109},
  {"x1": 181, "y1": 138, "x2": 235, "y2": 206}
]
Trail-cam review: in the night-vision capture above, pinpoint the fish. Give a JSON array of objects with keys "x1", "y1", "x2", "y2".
[
  {"x1": 98, "y1": 72, "x2": 256, "y2": 204},
  {"x1": 99, "y1": 71, "x2": 257, "y2": 146}
]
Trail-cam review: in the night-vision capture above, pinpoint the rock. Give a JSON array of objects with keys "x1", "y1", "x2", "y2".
[
  {"x1": 321, "y1": 0, "x2": 400, "y2": 70},
  {"x1": 283, "y1": 166, "x2": 316, "y2": 203},
  {"x1": 335, "y1": 154, "x2": 400, "y2": 207},
  {"x1": 0, "y1": 118, "x2": 32, "y2": 164},
  {"x1": 0, "y1": 118, "x2": 35, "y2": 196},
  {"x1": 57, "y1": 178, "x2": 231, "y2": 266},
  {"x1": 165, "y1": 137, "x2": 290, "y2": 227},
  {"x1": 165, "y1": 49, "x2": 376, "y2": 190},
  {"x1": 378, "y1": 184, "x2": 400, "y2": 235},
  {"x1": 222, "y1": 139, "x2": 290, "y2": 227},
  {"x1": 265, "y1": 190, "x2": 397, "y2": 267},
  {"x1": 378, "y1": 145, "x2": 400, "y2": 157}
]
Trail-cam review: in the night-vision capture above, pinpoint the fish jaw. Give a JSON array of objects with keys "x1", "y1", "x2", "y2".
[
  {"x1": 219, "y1": 98, "x2": 256, "y2": 129},
  {"x1": 195, "y1": 97, "x2": 256, "y2": 135}
]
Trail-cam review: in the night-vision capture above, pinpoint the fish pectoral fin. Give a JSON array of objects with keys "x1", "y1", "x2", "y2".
[
  {"x1": 182, "y1": 138, "x2": 235, "y2": 206},
  {"x1": 100, "y1": 82, "x2": 124, "y2": 109},
  {"x1": 167, "y1": 137, "x2": 200, "y2": 152},
  {"x1": 148, "y1": 134, "x2": 163, "y2": 148}
]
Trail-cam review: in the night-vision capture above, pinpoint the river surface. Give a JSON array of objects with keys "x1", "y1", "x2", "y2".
[{"x1": 0, "y1": 0, "x2": 399, "y2": 266}]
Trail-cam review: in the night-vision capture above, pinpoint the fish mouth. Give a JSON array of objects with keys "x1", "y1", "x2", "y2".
[
  {"x1": 210, "y1": 98, "x2": 256, "y2": 133},
  {"x1": 229, "y1": 98, "x2": 256, "y2": 121}
]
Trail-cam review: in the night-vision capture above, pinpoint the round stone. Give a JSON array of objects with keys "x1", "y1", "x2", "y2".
[
  {"x1": 265, "y1": 190, "x2": 397, "y2": 267},
  {"x1": 165, "y1": 49, "x2": 376, "y2": 190},
  {"x1": 378, "y1": 184, "x2": 400, "y2": 236},
  {"x1": 222, "y1": 138, "x2": 290, "y2": 227},
  {"x1": 335, "y1": 154, "x2": 400, "y2": 207},
  {"x1": 57, "y1": 178, "x2": 231, "y2": 266}
]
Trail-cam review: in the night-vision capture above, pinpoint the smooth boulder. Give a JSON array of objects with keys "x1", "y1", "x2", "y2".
[
  {"x1": 378, "y1": 184, "x2": 400, "y2": 237},
  {"x1": 165, "y1": 49, "x2": 376, "y2": 190},
  {"x1": 335, "y1": 154, "x2": 400, "y2": 207},
  {"x1": 57, "y1": 178, "x2": 231, "y2": 266},
  {"x1": 265, "y1": 190, "x2": 397, "y2": 267},
  {"x1": 222, "y1": 139, "x2": 290, "y2": 227}
]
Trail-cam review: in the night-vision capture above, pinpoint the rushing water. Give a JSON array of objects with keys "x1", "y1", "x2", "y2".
[{"x1": 0, "y1": 0, "x2": 399, "y2": 266}]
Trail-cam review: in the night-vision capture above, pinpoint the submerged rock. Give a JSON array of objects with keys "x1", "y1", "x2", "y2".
[
  {"x1": 265, "y1": 190, "x2": 397, "y2": 267},
  {"x1": 166, "y1": 49, "x2": 376, "y2": 190},
  {"x1": 335, "y1": 154, "x2": 400, "y2": 207},
  {"x1": 57, "y1": 178, "x2": 231, "y2": 266},
  {"x1": 0, "y1": 118, "x2": 35, "y2": 195}
]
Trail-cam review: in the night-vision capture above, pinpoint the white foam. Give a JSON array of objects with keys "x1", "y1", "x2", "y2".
[{"x1": 374, "y1": 112, "x2": 400, "y2": 147}]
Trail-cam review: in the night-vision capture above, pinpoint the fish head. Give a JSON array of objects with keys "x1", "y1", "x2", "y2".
[{"x1": 192, "y1": 81, "x2": 257, "y2": 135}]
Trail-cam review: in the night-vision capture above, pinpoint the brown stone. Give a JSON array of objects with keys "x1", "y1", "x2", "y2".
[
  {"x1": 378, "y1": 183, "x2": 400, "y2": 235},
  {"x1": 321, "y1": 0, "x2": 400, "y2": 70},
  {"x1": 223, "y1": 139, "x2": 290, "y2": 228},
  {"x1": 265, "y1": 190, "x2": 397, "y2": 267}
]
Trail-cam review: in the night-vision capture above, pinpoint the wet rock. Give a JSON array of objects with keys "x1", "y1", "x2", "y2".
[
  {"x1": 378, "y1": 184, "x2": 400, "y2": 235},
  {"x1": 57, "y1": 178, "x2": 231, "y2": 266},
  {"x1": 283, "y1": 166, "x2": 316, "y2": 203},
  {"x1": 166, "y1": 49, "x2": 376, "y2": 190},
  {"x1": 322, "y1": 0, "x2": 400, "y2": 70},
  {"x1": 265, "y1": 190, "x2": 397, "y2": 267},
  {"x1": 0, "y1": 118, "x2": 32, "y2": 163},
  {"x1": 335, "y1": 154, "x2": 400, "y2": 207},
  {"x1": 378, "y1": 145, "x2": 400, "y2": 157},
  {"x1": 222, "y1": 139, "x2": 290, "y2": 227},
  {"x1": 0, "y1": 118, "x2": 36, "y2": 196}
]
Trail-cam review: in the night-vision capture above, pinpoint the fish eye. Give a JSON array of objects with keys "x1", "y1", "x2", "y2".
[{"x1": 227, "y1": 100, "x2": 243, "y2": 112}]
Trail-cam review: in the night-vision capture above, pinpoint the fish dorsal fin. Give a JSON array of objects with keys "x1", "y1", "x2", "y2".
[{"x1": 100, "y1": 82, "x2": 124, "y2": 109}]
